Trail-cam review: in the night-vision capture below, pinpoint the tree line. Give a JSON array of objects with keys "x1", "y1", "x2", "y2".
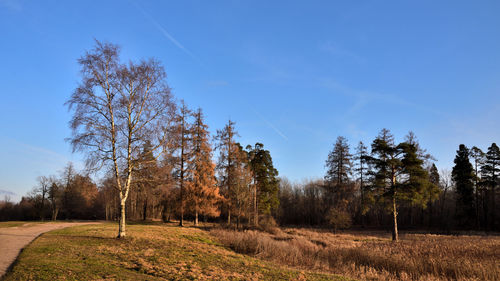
[
  {"x1": 1, "y1": 41, "x2": 498, "y2": 240},
  {"x1": 278, "y1": 131, "x2": 500, "y2": 240}
]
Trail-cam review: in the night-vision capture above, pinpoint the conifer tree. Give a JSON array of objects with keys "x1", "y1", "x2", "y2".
[
  {"x1": 470, "y1": 146, "x2": 485, "y2": 228},
  {"x1": 133, "y1": 141, "x2": 159, "y2": 221},
  {"x1": 369, "y1": 129, "x2": 403, "y2": 241},
  {"x1": 354, "y1": 141, "x2": 370, "y2": 216},
  {"x1": 429, "y1": 163, "x2": 440, "y2": 187},
  {"x1": 246, "y1": 143, "x2": 279, "y2": 226},
  {"x1": 214, "y1": 120, "x2": 240, "y2": 225},
  {"x1": 325, "y1": 136, "x2": 352, "y2": 186},
  {"x1": 399, "y1": 142, "x2": 439, "y2": 211},
  {"x1": 368, "y1": 130, "x2": 437, "y2": 241},
  {"x1": 173, "y1": 101, "x2": 193, "y2": 227},
  {"x1": 187, "y1": 109, "x2": 221, "y2": 226},
  {"x1": 325, "y1": 136, "x2": 352, "y2": 212},
  {"x1": 480, "y1": 143, "x2": 500, "y2": 230},
  {"x1": 452, "y1": 144, "x2": 475, "y2": 227}
]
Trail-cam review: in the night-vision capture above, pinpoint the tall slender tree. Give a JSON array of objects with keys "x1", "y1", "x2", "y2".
[
  {"x1": 173, "y1": 101, "x2": 193, "y2": 227},
  {"x1": 369, "y1": 129, "x2": 403, "y2": 241},
  {"x1": 214, "y1": 120, "x2": 240, "y2": 225},
  {"x1": 325, "y1": 136, "x2": 352, "y2": 212},
  {"x1": 470, "y1": 146, "x2": 485, "y2": 228},
  {"x1": 187, "y1": 109, "x2": 221, "y2": 226},
  {"x1": 246, "y1": 143, "x2": 279, "y2": 226},
  {"x1": 480, "y1": 143, "x2": 500, "y2": 230},
  {"x1": 354, "y1": 141, "x2": 370, "y2": 217},
  {"x1": 452, "y1": 144, "x2": 475, "y2": 228},
  {"x1": 325, "y1": 136, "x2": 352, "y2": 186}
]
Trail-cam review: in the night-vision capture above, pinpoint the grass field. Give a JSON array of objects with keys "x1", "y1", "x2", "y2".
[
  {"x1": 213, "y1": 227, "x2": 500, "y2": 281},
  {"x1": 2, "y1": 222, "x2": 345, "y2": 281},
  {"x1": 0, "y1": 221, "x2": 42, "y2": 228}
]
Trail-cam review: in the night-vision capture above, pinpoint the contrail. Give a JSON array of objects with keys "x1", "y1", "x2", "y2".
[
  {"x1": 130, "y1": 1, "x2": 202, "y2": 64},
  {"x1": 252, "y1": 108, "x2": 288, "y2": 141}
]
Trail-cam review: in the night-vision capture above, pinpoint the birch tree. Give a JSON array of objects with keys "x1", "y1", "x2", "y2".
[{"x1": 67, "y1": 41, "x2": 175, "y2": 238}]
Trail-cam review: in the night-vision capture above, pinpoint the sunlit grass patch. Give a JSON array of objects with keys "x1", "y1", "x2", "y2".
[{"x1": 3, "y1": 222, "x2": 344, "y2": 280}]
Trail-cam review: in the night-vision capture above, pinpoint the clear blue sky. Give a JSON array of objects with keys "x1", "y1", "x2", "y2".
[{"x1": 1, "y1": 0, "x2": 499, "y2": 201}]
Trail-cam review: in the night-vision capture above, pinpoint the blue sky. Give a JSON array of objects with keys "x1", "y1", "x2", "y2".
[{"x1": 1, "y1": 0, "x2": 500, "y2": 201}]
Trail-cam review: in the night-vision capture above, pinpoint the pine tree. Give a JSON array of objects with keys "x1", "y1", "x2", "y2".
[
  {"x1": 325, "y1": 136, "x2": 352, "y2": 186},
  {"x1": 429, "y1": 163, "x2": 440, "y2": 187},
  {"x1": 452, "y1": 144, "x2": 475, "y2": 227},
  {"x1": 368, "y1": 129, "x2": 437, "y2": 241},
  {"x1": 480, "y1": 143, "x2": 500, "y2": 230},
  {"x1": 214, "y1": 120, "x2": 240, "y2": 225},
  {"x1": 354, "y1": 141, "x2": 370, "y2": 217},
  {"x1": 369, "y1": 129, "x2": 402, "y2": 241},
  {"x1": 325, "y1": 136, "x2": 353, "y2": 214},
  {"x1": 187, "y1": 109, "x2": 221, "y2": 226},
  {"x1": 246, "y1": 143, "x2": 280, "y2": 226},
  {"x1": 470, "y1": 146, "x2": 485, "y2": 228},
  {"x1": 399, "y1": 142, "x2": 439, "y2": 211},
  {"x1": 173, "y1": 101, "x2": 193, "y2": 227},
  {"x1": 133, "y1": 141, "x2": 160, "y2": 221}
]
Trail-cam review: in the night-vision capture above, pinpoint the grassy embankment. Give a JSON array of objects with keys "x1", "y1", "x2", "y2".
[
  {"x1": 213, "y1": 227, "x2": 500, "y2": 281},
  {"x1": 0, "y1": 221, "x2": 44, "y2": 228},
  {"x1": 2, "y1": 222, "x2": 345, "y2": 281}
]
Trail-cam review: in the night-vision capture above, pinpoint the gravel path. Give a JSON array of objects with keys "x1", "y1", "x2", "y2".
[{"x1": 0, "y1": 222, "x2": 100, "y2": 277}]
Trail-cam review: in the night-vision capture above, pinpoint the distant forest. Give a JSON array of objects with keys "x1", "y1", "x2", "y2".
[{"x1": 1, "y1": 41, "x2": 498, "y2": 238}]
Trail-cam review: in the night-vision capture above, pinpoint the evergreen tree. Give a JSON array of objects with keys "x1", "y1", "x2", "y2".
[
  {"x1": 325, "y1": 136, "x2": 353, "y2": 213},
  {"x1": 325, "y1": 136, "x2": 352, "y2": 186},
  {"x1": 187, "y1": 109, "x2": 221, "y2": 226},
  {"x1": 429, "y1": 163, "x2": 440, "y2": 187},
  {"x1": 480, "y1": 143, "x2": 500, "y2": 230},
  {"x1": 452, "y1": 144, "x2": 475, "y2": 227},
  {"x1": 399, "y1": 142, "x2": 439, "y2": 210},
  {"x1": 173, "y1": 101, "x2": 193, "y2": 227},
  {"x1": 133, "y1": 141, "x2": 160, "y2": 221},
  {"x1": 368, "y1": 129, "x2": 403, "y2": 241},
  {"x1": 246, "y1": 143, "x2": 280, "y2": 226},
  {"x1": 470, "y1": 146, "x2": 485, "y2": 228},
  {"x1": 368, "y1": 130, "x2": 437, "y2": 241},
  {"x1": 354, "y1": 141, "x2": 370, "y2": 216},
  {"x1": 214, "y1": 120, "x2": 240, "y2": 225}
]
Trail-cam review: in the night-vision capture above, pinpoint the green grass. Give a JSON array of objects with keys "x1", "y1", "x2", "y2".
[{"x1": 2, "y1": 223, "x2": 347, "y2": 280}]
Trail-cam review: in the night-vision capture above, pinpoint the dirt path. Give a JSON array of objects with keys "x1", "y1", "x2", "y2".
[{"x1": 0, "y1": 222, "x2": 100, "y2": 277}]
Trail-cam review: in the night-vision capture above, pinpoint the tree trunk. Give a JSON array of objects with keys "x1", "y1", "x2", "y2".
[
  {"x1": 227, "y1": 209, "x2": 231, "y2": 225},
  {"x1": 254, "y1": 184, "x2": 258, "y2": 226},
  {"x1": 118, "y1": 199, "x2": 126, "y2": 238},
  {"x1": 194, "y1": 210, "x2": 199, "y2": 226},
  {"x1": 143, "y1": 197, "x2": 148, "y2": 221},
  {"x1": 392, "y1": 196, "x2": 398, "y2": 241},
  {"x1": 51, "y1": 207, "x2": 59, "y2": 221}
]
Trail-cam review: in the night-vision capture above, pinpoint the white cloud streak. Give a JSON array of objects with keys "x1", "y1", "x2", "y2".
[
  {"x1": 251, "y1": 108, "x2": 288, "y2": 141},
  {"x1": 130, "y1": 1, "x2": 203, "y2": 65}
]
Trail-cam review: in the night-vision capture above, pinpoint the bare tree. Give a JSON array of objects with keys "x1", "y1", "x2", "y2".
[
  {"x1": 67, "y1": 40, "x2": 175, "y2": 238},
  {"x1": 47, "y1": 175, "x2": 62, "y2": 221},
  {"x1": 34, "y1": 176, "x2": 50, "y2": 220}
]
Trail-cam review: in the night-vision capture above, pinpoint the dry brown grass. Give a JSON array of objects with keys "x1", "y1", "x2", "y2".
[{"x1": 210, "y1": 227, "x2": 500, "y2": 281}]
